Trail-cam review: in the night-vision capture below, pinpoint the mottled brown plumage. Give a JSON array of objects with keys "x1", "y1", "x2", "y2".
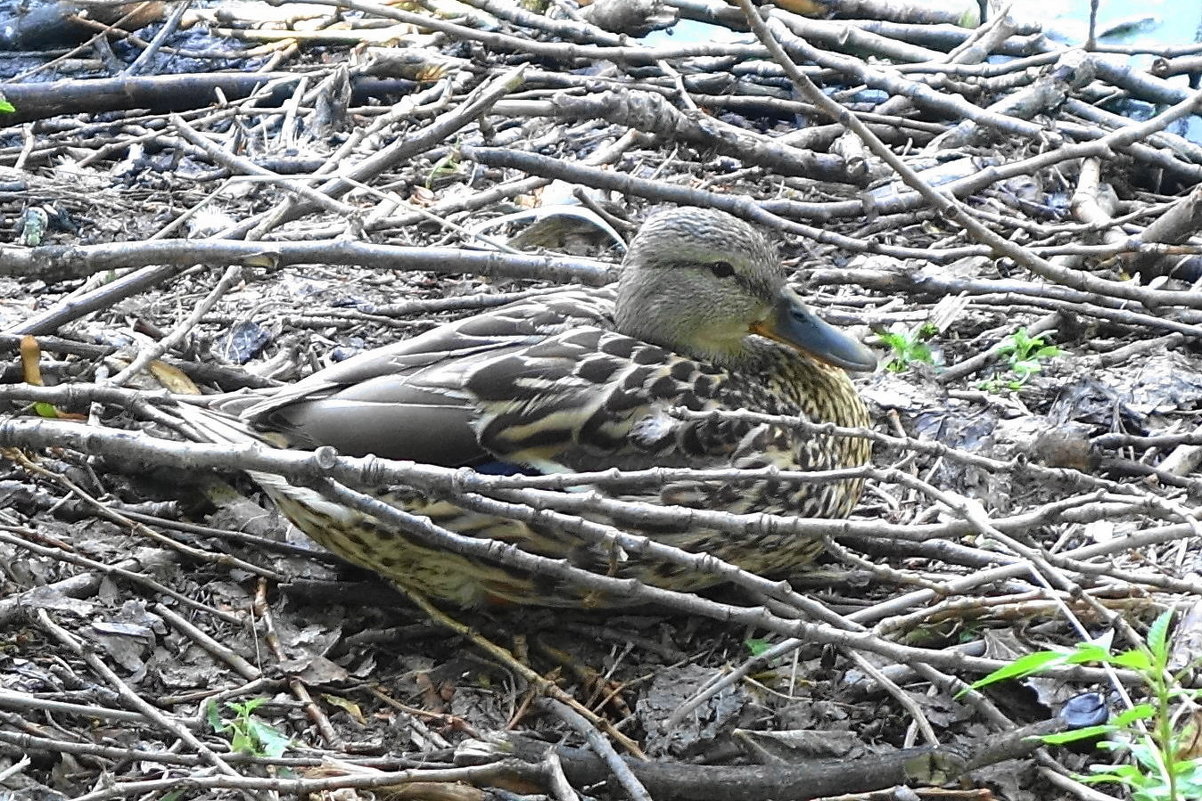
[{"x1": 188, "y1": 208, "x2": 875, "y2": 607}]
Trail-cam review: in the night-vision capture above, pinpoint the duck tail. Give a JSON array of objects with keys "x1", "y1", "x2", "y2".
[{"x1": 171, "y1": 396, "x2": 279, "y2": 448}]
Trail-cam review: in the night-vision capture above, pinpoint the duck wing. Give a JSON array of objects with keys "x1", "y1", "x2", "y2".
[
  {"x1": 464, "y1": 328, "x2": 749, "y2": 475},
  {"x1": 240, "y1": 289, "x2": 615, "y2": 467}
]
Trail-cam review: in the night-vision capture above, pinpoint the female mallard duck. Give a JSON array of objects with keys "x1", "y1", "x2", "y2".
[{"x1": 194, "y1": 207, "x2": 875, "y2": 607}]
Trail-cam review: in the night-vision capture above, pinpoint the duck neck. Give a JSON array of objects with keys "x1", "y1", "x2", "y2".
[{"x1": 615, "y1": 274, "x2": 750, "y2": 366}]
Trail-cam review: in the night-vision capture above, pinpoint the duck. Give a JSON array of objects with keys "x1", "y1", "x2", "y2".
[{"x1": 184, "y1": 207, "x2": 876, "y2": 607}]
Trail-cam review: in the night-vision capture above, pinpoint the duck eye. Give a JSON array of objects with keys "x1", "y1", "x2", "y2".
[{"x1": 709, "y1": 260, "x2": 735, "y2": 278}]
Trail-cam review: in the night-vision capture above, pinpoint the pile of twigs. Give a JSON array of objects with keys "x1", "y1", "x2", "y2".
[{"x1": 3, "y1": 0, "x2": 1202, "y2": 799}]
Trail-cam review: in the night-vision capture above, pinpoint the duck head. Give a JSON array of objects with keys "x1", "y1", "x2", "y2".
[{"x1": 614, "y1": 208, "x2": 877, "y2": 371}]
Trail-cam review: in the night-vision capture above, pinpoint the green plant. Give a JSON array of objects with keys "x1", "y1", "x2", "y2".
[
  {"x1": 425, "y1": 148, "x2": 462, "y2": 188},
  {"x1": 879, "y1": 322, "x2": 939, "y2": 373},
  {"x1": 206, "y1": 697, "x2": 292, "y2": 758},
  {"x1": 745, "y1": 637, "x2": 772, "y2": 657},
  {"x1": 968, "y1": 610, "x2": 1202, "y2": 801},
  {"x1": 982, "y1": 327, "x2": 1062, "y2": 391}
]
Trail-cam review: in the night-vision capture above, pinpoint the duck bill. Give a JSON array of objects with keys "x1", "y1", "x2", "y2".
[{"x1": 750, "y1": 288, "x2": 877, "y2": 372}]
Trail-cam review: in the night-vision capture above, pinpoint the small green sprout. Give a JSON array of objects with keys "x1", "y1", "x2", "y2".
[
  {"x1": 425, "y1": 148, "x2": 462, "y2": 189},
  {"x1": 981, "y1": 327, "x2": 1063, "y2": 391},
  {"x1": 745, "y1": 638, "x2": 772, "y2": 657},
  {"x1": 206, "y1": 697, "x2": 292, "y2": 758},
  {"x1": 879, "y1": 322, "x2": 939, "y2": 373}
]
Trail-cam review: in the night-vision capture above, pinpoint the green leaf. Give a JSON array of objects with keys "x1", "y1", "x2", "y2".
[
  {"x1": 994, "y1": 328, "x2": 1062, "y2": 386},
  {"x1": 1171, "y1": 757, "x2": 1202, "y2": 774},
  {"x1": 205, "y1": 700, "x2": 226, "y2": 733},
  {"x1": 1174, "y1": 763, "x2": 1202, "y2": 794},
  {"x1": 964, "y1": 650, "x2": 1065, "y2": 692},
  {"x1": 32, "y1": 402, "x2": 58, "y2": 418},
  {"x1": 0, "y1": 99, "x2": 13, "y2": 114},
  {"x1": 1146, "y1": 609, "x2": 1173, "y2": 658},
  {"x1": 1133, "y1": 788, "x2": 1174, "y2": 801},
  {"x1": 1169, "y1": 687, "x2": 1202, "y2": 702},
  {"x1": 1112, "y1": 704, "x2": 1156, "y2": 725},
  {"x1": 1040, "y1": 724, "x2": 1115, "y2": 744},
  {"x1": 1109, "y1": 649, "x2": 1153, "y2": 670},
  {"x1": 1011, "y1": 359, "x2": 1042, "y2": 375},
  {"x1": 227, "y1": 697, "x2": 267, "y2": 716},
  {"x1": 1066, "y1": 643, "x2": 1112, "y2": 663},
  {"x1": 745, "y1": 638, "x2": 772, "y2": 657},
  {"x1": 231, "y1": 727, "x2": 255, "y2": 754},
  {"x1": 1085, "y1": 761, "x2": 1143, "y2": 783},
  {"x1": 1081, "y1": 772, "x2": 1139, "y2": 788},
  {"x1": 879, "y1": 326, "x2": 937, "y2": 371},
  {"x1": 249, "y1": 719, "x2": 291, "y2": 758},
  {"x1": 1127, "y1": 741, "x2": 1170, "y2": 776}
]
